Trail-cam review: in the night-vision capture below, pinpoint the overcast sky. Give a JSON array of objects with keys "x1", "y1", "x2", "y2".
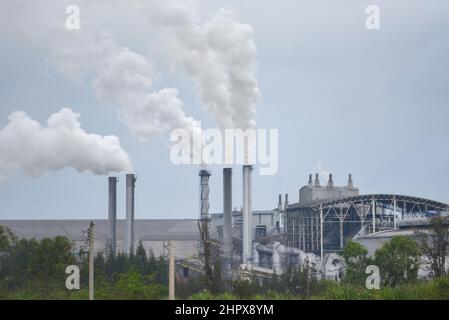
[{"x1": 0, "y1": 0, "x2": 448, "y2": 220}]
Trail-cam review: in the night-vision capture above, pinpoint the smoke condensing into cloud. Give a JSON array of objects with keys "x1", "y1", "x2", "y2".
[
  {"x1": 0, "y1": 108, "x2": 133, "y2": 178},
  {"x1": 137, "y1": 1, "x2": 260, "y2": 130},
  {"x1": 312, "y1": 160, "x2": 330, "y2": 181},
  {"x1": 92, "y1": 47, "x2": 200, "y2": 141},
  {"x1": 1, "y1": 1, "x2": 259, "y2": 167}
]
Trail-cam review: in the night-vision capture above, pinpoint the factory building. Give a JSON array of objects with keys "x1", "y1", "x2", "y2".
[
  {"x1": 0, "y1": 219, "x2": 200, "y2": 259},
  {"x1": 1, "y1": 169, "x2": 448, "y2": 281}
]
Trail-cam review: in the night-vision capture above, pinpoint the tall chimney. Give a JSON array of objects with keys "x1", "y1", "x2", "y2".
[
  {"x1": 223, "y1": 168, "x2": 233, "y2": 258},
  {"x1": 126, "y1": 173, "x2": 136, "y2": 254},
  {"x1": 108, "y1": 177, "x2": 117, "y2": 254},
  {"x1": 328, "y1": 173, "x2": 334, "y2": 188},
  {"x1": 199, "y1": 170, "x2": 211, "y2": 218},
  {"x1": 277, "y1": 194, "x2": 283, "y2": 212},
  {"x1": 284, "y1": 193, "x2": 289, "y2": 208},
  {"x1": 242, "y1": 165, "x2": 253, "y2": 265},
  {"x1": 314, "y1": 173, "x2": 320, "y2": 187},
  {"x1": 308, "y1": 174, "x2": 313, "y2": 186},
  {"x1": 348, "y1": 173, "x2": 353, "y2": 188}
]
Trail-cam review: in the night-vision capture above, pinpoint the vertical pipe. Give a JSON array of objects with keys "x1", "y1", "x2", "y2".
[
  {"x1": 168, "y1": 240, "x2": 175, "y2": 300},
  {"x1": 108, "y1": 177, "x2": 117, "y2": 254},
  {"x1": 88, "y1": 221, "x2": 95, "y2": 301},
  {"x1": 320, "y1": 205, "x2": 324, "y2": 277},
  {"x1": 242, "y1": 165, "x2": 253, "y2": 265},
  {"x1": 372, "y1": 197, "x2": 376, "y2": 233},
  {"x1": 393, "y1": 196, "x2": 397, "y2": 230},
  {"x1": 339, "y1": 207, "x2": 344, "y2": 250},
  {"x1": 126, "y1": 174, "x2": 136, "y2": 254},
  {"x1": 199, "y1": 170, "x2": 211, "y2": 218},
  {"x1": 223, "y1": 168, "x2": 233, "y2": 259}
]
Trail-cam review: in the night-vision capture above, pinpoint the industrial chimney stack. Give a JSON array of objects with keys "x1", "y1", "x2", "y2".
[
  {"x1": 108, "y1": 177, "x2": 117, "y2": 254},
  {"x1": 242, "y1": 165, "x2": 253, "y2": 265},
  {"x1": 314, "y1": 173, "x2": 320, "y2": 187},
  {"x1": 328, "y1": 173, "x2": 334, "y2": 188},
  {"x1": 308, "y1": 174, "x2": 313, "y2": 186},
  {"x1": 348, "y1": 173, "x2": 353, "y2": 188},
  {"x1": 199, "y1": 170, "x2": 211, "y2": 218},
  {"x1": 223, "y1": 168, "x2": 233, "y2": 259},
  {"x1": 126, "y1": 173, "x2": 136, "y2": 254}
]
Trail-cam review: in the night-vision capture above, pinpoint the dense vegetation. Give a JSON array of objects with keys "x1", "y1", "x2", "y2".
[
  {"x1": 1, "y1": 216, "x2": 448, "y2": 300},
  {"x1": 0, "y1": 227, "x2": 168, "y2": 300}
]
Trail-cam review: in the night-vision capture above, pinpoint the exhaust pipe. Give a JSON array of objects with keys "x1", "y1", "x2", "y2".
[
  {"x1": 242, "y1": 165, "x2": 253, "y2": 265},
  {"x1": 126, "y1": 173, "x2": 136, "y2": 254},
  {"x1": 108, "y1": 177, "x2": 117, "y2": 254},
  {"x1": 199, "y1": 170, "x2": 211, "y2": 218},
  {"x1": 223, "y1": 168, "x2": 233, "y2": 258}
]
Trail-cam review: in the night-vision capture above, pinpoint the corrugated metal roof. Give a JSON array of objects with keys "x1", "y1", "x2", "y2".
[{"x1": 0, "y1": 219, "x2": 200, "y2": 242}]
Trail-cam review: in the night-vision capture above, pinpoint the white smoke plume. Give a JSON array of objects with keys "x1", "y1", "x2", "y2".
[
  {"x1": 137, "y1": 1, "x2": 260, "y2": 130},
  {"x1": 0, "y1": 108, "x2": 133, "y2": 178},
  {"x1": 312, "y1": 160, "x2": 330, "y2": 182},
  {"x1": 0, "y1": 1, "x2": 259, "y2": 165},
  {"x1": 92, "y1": 47, "x2": 200, "y2": 141}
]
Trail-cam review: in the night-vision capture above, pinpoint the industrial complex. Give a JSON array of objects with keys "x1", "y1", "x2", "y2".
[{"x1": 1, "y1": 167, "x2": 449, "y2": 280}]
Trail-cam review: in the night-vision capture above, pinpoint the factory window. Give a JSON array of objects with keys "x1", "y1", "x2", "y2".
[
  {"x1": 217, "y1": 225, "x2": 224, "y2": 240},
  {"x1": 182, "y1": 267, "x2": 189, "y2": 278},
  {"x1": 255, "y1": 225, "x2": 267, "y2": 239}
]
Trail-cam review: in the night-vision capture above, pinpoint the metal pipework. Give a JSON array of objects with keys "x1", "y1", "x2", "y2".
[
  {"x1": 199, "y1": 170, "x2": 211, "y2": 218},
  {"x1": 126, "y1": 173, "x2": 136, "y2": 254},
  {"x1": 223, "y1": 168, "x2": 233, "y2": 258},
  {"x1": 242, "y1": 165, "x2": 253, "y2": 265},
  {"x1": 108, "y1": 177, "x2": 117, "y2": 254}
]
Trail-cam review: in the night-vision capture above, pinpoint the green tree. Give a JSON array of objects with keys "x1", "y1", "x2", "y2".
[
  {"x1": 342, "y1": 240, "x2": 371, "y2": 285},
  {"x1": 375, "y1": 236, "x2": 420, "y2": 286},
  {"x1": 135, "y1": 240, "x2": 149, "y2": 275},
  {"x1": 0, "y1": 226, "x2": 16, "y2": 251},
  {"x1": 416, "y1": 216, "x2": 449, "y2": 278},
  {"x1": 115, "y1": 266, "x2": 167, "y2": 300}
]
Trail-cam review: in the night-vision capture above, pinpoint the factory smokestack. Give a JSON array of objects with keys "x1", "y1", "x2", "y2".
[
  {"x1": 308, "y1": 174, "x2": 313, "y2": 186},
  {"x1": 242, "y1": 165, "x2": 253, "y2": 265},
  {"x1": 223, "y1": 168, "x2": 233, "y2": 259},
  {"x1": 199, "y1": 170, "x2": 211, "y2": 218},
  {"x1": 348, "y1": 173, "x2": 353, "y2": 188},
  {"x1": 278, "y1": 194, "x2": 283, "y2": 212},
  {"x1": 126, "y1": 173, "x2": 136, "y2": 254},
  {"x1": 314, "y1": 173, "x2": 320, "y2": 187},
  {"x1": 328, "y1": 173, "x2": 334, "y2": 188},
  {"x1": 108, "y1": 177, "x2": 117, "y2": 254}
]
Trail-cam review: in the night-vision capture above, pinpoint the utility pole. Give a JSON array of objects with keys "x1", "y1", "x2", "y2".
[
  {"x1": 320, "y1": 204, "x2": 324, "y2": 279},
  {"x1": 88, "y1": 221, "x2": 95, "y2": 301},
  {"x1": 168, "y1": 240, "x2": 175, "y2": 300}
]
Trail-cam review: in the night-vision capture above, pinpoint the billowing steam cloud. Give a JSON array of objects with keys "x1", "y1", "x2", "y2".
[
  {"x1": 1, "y1": 0, "x2": 259, "y2": 163},
  {"x1": 0, "y1": 108, "x2": 132, "y2": 178},
  {"x1": 312, "y1": 160, "x2": 330, "y2": 181},
  {"x1": 137, "y1": 2, "x2": 260, "y2": 130},
  {"x1": 93, "y1": 47, "x2": 200, "y2": 141}
]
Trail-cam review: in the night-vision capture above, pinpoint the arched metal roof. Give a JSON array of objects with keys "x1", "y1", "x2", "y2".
[{"x1": 289, "y1": 194, "x2": 449, "y2": 213}]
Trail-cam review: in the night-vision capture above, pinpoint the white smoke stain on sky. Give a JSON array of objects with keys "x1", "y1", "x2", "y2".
[
  {"x1": 0, "y1": 108, "x2": 132, "y2": 179},
  {"x1": 0, "y1": 0, "x2": 260, "y2": 173},
  {"x1": 1, "y1": 0, "x2": 259, "y2": 134},
  {"x1": 312, "y1": 160, "x2": 330, "y2": 182}
]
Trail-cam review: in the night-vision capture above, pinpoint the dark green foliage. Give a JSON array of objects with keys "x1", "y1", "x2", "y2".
[
  {"x1": 0, "y1": 227, "x2": 169, "y2": 299},
  {"x1": 342, "y1": 240, "x2": 372, "y2": 285},
  {"x1": 416, "y1": 216, "x2": 449, "y2": 277},
  {"x1": 374, "y1": 236, "x2": 420, "y2": 286}
]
